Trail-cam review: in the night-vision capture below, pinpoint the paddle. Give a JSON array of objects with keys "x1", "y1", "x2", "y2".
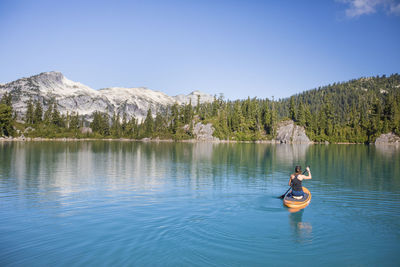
[{"x1": 278, "y1": 167, "x2": 309, "y2": 199}]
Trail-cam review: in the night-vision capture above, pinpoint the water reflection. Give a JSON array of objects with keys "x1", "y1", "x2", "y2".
[
  {"x1": 288, "y1": 210, "x2": 313, "y2": 243},
  {"x1": 275, "y1": 144, "x2": 310, "y2": 164},
  {"x1": 1, "y1": 142, "x2": 399, "y2": 199},
  {"x1": 305, "y1": 145, "x2": 400, "y2": 192},
  {"x1": 375, "y1": 144, "x2": 400, "y2": 158},
  {"x1": 1, "y1": 142, "x2": 303, "y2": 191}
]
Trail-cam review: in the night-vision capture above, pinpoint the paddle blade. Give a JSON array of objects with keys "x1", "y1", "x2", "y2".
[{"x1": 278, "y1": 187, "x2": 291, "y2": 199}]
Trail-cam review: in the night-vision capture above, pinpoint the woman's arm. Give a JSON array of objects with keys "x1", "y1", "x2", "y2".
[
  {"x1": 288, "y1": 174, "x2": 293, "y2": 186},
  {"x1": 303, "y1": 167, "x2": 312, "y2": 180}
]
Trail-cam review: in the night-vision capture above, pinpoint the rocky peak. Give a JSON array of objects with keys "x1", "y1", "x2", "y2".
[{"x1": 33, "y1": 71, "x2": 64, "y2": 83}]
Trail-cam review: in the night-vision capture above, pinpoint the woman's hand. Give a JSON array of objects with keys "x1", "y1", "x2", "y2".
[{"x1": 306, "y1": 166, "x2": 310, "y2": 172}]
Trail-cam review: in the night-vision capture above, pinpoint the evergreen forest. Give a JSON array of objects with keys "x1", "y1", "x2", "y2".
[{"x1": 1, "y1": 74, "x2": 399, "y2": 143}]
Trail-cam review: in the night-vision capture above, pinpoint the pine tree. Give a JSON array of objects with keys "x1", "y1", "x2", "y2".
[
  {"x1": 196, "y1": 95, "x2": 201, "y2": 114},
  {"x1": 111, "y1": 112, "x2": 121, "y2": 137},
  {"x1": 25, "y1": 99, "x2": 34, "y2": 124},
  {"x1": 51, "y1": 103, "x2": 62, "y2": 127},
  {"x1": 128, "y1": 116, "x2": 138, "y2": 138},
  {"x1": 270, "y1": 98, "x2": 277, "y2": 137},
  {"x1": 43, "y1": 105, "x2": 53, "y2": 125},
  {"x1": 91, "y1": 111, "x2": 102, "y2": 133},
  {"x1": 101, "y1": 113, "x2": 110, "y2": 136},
  {"x1": 297, "y1": 101, "x2": 306, "y2": 126},
  {"x1": 0, "y1": 93, "x2": 13, "y2": 136},
  {"x1": 121, "y1": 112, "x2": 127, "y2": 136},
  {"x1": 91, "y1": 112, "x2": 110, "y2": 136},
  {"x1": 154, "y1": 112, "x2": 165, "y2": 134},
  {"x1": 170, "y1": 103, "x2": 179, "y2": 134},
  {"x1": 261, "y1": 101, "x2": 271, "y2": 134},
  {"x1": 69, "y1": 112, "x2": 80, "y2": 130},
  {"x1": 289, "y1": 96, "x2": 296, "y2": 121},
  {"x1": 144, "y1": 108, "x2": 154, "y2": 136},
  {"x1": 183, "y1": 100, "x2": 194, "y2": 125},
  {"x1": 33, "y1": 100, "x2": 43, "y2": 124}
]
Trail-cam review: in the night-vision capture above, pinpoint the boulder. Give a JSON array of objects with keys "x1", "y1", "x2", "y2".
[
  {"x1": 375, "y1": 133, "x2": 400, "y2": 145},
  {"x1": 193, "y1": 122, "x2": 219, "y2": 142},
  {"x1": 276, "y1": 120, "x2": 312, "y2": 144}
]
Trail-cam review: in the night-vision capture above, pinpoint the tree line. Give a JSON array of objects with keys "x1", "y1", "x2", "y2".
[{"x1": 0, "y1": 74, "x2": 399, "y2": 143}]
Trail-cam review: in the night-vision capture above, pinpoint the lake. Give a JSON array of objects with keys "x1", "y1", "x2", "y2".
[{"x1": 0, "y1": 141, "x2": 399, "y2": 266}]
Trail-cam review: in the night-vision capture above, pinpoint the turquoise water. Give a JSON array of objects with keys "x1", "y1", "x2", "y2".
[{"x1": 0, "y1": 142, "x2": 399, "y2": 266}]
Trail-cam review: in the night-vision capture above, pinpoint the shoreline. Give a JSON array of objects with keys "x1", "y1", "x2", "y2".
[{"x1": 1, "y1": 136, "x2": 398, "y2": 145}]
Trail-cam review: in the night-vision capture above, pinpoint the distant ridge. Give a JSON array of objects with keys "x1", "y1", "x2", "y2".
[{"x1": 0, "y1": 71, "x2": 214, "y2": 121}]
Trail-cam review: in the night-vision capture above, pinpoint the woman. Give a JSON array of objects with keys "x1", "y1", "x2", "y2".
[{"x1": 288, "y1": 166, "x2": 312, "y2": 199}]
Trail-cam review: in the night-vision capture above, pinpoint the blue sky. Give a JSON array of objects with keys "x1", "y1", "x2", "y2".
[{"x1": 0, "y1": 0, "x2": 399, "y2": 99}]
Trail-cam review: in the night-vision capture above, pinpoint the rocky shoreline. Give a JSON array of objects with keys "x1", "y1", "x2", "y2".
[
  {"x1": 2, "y1": 121, "x2": 399, "y2": 145},
  {"x1": 0, "y1": 136, "x2": 275, "y2": 143},
  {"x1": 1, "y1": 136, "x2": 398, "y2": 145}
]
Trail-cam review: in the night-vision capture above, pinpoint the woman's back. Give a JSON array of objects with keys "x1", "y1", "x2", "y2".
[{"x1": 291, "y1": 174, "x2": 303, "y2": 191}]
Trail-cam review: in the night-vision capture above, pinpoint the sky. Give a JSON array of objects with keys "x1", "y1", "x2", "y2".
[{"x1": 0, "y1": 0, "x2": 399, "y2": 100}]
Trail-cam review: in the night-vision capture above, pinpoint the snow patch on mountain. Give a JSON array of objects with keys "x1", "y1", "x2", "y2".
[{"x1": 0, "y1": 71, "x2": 214, "y2": 122}]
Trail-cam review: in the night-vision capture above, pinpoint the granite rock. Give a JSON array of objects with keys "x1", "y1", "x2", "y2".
[
  {"x1": 276, "y1": 120, "x2": 312, "y2": 144},
  {"x1": 375, "y1": 133, "x2": 400, "y2": 145},
  {"x1": 193, "y1": 122, "x2": 219, "y2": 142}
]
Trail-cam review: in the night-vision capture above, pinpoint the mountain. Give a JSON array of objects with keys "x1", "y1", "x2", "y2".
[
  {"x1": 174, "y1": 90, "x2": 214, "y2": 105},
  {"x1": 0, "y1": 72, "x2": 214, "y2": 121}
]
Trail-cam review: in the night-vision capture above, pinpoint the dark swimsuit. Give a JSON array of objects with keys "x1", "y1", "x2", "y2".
[{"x1": 291, "y1": 175, "x2": 304, "y2": 197}]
